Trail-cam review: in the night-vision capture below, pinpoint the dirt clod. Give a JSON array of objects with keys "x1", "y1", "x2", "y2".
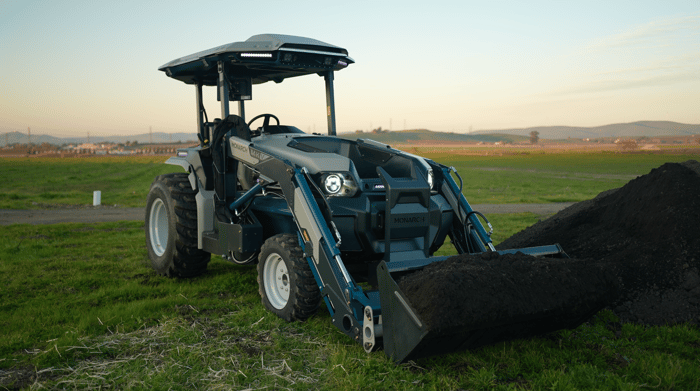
[{"x1": 497, "y1": 160, "x2": 700, "y2": 326}]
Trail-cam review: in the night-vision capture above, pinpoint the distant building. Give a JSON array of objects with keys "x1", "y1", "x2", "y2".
[{"x1": 76, "y1": 143, "x2": 98, "y2": 150}]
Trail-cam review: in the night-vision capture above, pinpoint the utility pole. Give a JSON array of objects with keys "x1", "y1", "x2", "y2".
[{"x1": 87, "y1": 131, "x2": 90, "y2": 143}]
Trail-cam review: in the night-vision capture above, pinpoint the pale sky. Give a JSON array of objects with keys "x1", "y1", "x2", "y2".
[{"x1": 1, "y1": 0, "x2": 698, "y2": 138}]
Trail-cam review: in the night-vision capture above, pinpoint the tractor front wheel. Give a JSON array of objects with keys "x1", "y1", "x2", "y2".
[
  {"x1": 145, "y1": 173, "x2": 210, "y2": 277},
  {"x1": 257, "y1": 234, "x2": 321, "y2": 321}
]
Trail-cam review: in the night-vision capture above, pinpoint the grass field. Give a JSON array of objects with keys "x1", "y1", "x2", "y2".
[
  {"x1": 2, "y1": 152, "x2": 698, "y2": 208},
  {"x1": 418, "y1": 151, "x2": 700, "y2": 204},
  {"x1": 2, "y1": 152, "x2": 700, "y2": 389},
  {"x1": 0, "y1": 156, "x2": 172, "y2": 209},
  {"x1": 1, "y1": 218, "x2": 698, "y2": 390}
]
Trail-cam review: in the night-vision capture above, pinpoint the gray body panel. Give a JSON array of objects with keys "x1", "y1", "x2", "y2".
[{"x1": 243, "y1": 133, "x2": 352, "y2": 174}]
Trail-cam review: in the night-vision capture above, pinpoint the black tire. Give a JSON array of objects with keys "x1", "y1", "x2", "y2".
[
  {"x1": 145, "y1": 173, "x2": 210, "y2": 277},
  {"x1": 257, "y1": 234, "x2": 321, "y2": 321}
]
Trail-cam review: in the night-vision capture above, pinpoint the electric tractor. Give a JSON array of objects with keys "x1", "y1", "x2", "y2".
[{"x1": 146, "y1": 34, "x2": 570, "y2": 362}]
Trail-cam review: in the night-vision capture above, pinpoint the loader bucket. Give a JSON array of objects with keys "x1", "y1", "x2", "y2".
[{"x1": 376, "y1": 247, "x2": 617, "y2": 363}]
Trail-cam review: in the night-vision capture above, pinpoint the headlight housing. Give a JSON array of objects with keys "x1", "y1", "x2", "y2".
[
  {"x1": 324, "y1": 174, "x2": 343, "y2": 195},
  {"x1": 427, "y1": 169, "x2": 434, "y2": 189},
  {"x1": 321, "y1": 173, "x2": 358, "y2": 197}
]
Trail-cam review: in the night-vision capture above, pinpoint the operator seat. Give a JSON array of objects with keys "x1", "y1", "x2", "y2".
[
  {"x1": 212, "y1": 115, "x2": 256, "y2": 191},
  {"x1": 210, "y1": 115, "x2": 252, "y2": 213}
]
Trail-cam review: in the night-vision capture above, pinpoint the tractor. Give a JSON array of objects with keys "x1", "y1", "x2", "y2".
[{"x1": 146, "y1": 34, "x2": 584, "y2": 362}]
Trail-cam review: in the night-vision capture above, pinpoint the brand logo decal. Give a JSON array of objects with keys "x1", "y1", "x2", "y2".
[
  {"x1": 230, "y1": 141, "x2": 248, "y2": 154},
  {"x1": 394, "y1": 216, "x2": 425, "y2": 224}
]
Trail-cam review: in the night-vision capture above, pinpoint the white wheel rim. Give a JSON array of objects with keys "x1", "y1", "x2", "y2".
[
  {"x1": 263, "y1": 253, "x2": 290, "y2": 309},
  {"x1": 149, "y1": 198, "x2": 168, "y2": 256}
]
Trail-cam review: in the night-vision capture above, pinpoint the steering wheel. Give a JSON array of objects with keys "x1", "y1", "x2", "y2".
[{"x1": 247, "y1": 114, "x2": 280, "y2": 130}]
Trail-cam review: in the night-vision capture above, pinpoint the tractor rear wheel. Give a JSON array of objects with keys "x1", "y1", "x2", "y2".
[
  {"x1": 145, "y1": 173, "x2": 210, "y2": 277},
  {"x1": 257, "y1": 234, "x2": 321, "y2": 321}
]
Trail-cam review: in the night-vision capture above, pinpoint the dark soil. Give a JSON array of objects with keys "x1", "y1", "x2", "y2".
[
  {"x1": 0, "y1": 365, "x2": 59, "y2": 390},
  {"x1": 398, "y1": 252, "x2": 616, "y2": 346},
  {"x1": 497, "y1": 160, "x2": 700, "y2": 326},
  {"x1": 395, "y1": 160, "x2": 700, "y2": 350}
]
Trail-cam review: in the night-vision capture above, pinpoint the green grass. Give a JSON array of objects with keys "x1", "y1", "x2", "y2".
[
  {"x1": 3, "y1": 153, "x2": 697, "y2": 209},
  {"x1": 0, "y1": 156, "x2": 174, "y2": 209},
  {"x1": 421, "y1": 151, "x2": 699, "y2": 204},
  {"x1": 2, "y1": 219, "x2": 699, "y2": 390}
]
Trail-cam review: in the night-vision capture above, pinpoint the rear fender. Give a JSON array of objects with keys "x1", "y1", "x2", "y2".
[{"x1": 166, "y1": 152, "x2": 214, "y2": 249}]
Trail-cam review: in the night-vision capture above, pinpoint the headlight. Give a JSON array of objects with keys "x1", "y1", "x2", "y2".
[
  {"x1": 324, "y1": 174, "x2": 343, "y2": 195},
  {"x1": 321, "y1": 173, "x2": 358, "y2": 197},
  {"x1": 427, "y1": 169, "x2": 434, "y2": 189}
]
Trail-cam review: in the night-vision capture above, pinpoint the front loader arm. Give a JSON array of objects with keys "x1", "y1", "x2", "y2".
[{"x1": 280, "y1": 167, "x2": 379, "y2": 343}]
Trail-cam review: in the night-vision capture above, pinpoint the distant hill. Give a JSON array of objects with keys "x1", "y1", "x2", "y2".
[
  {"x1": 472, "y1": 121, "x2": 700, "y2": 139},
  {"x1": 0, "y1": 128, "x2": 526, "y2": 147},
  {"x1": 3, "y1": 120, "x2": 699, "y2": 147},
  {"x1": 339, "y1": 129, "x2": 526, "y2": 144},
  {"x1": 0, "y1": 131, "x2": 198, "y2": 147}
]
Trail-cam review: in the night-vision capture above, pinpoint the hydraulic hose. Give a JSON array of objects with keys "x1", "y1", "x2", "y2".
[{"x1": 466, "y1": 211, "x2": 493, "y2": 236}]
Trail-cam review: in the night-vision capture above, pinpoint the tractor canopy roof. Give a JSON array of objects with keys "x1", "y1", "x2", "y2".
[{"x1": 159, "y1": 34, "x2": 354, "y2": 86}]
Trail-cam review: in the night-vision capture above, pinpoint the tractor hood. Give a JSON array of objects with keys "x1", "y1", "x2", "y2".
[{"x1": 232, "y1": 133, "x2": 354, "y2": 174}]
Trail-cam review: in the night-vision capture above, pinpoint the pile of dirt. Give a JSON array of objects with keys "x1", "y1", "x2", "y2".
[
  {"x1": 398, "y1": 251, "x2": 616, "y2": 347},
  {"x1": 498, "y1": 160, "x2": 700, "y2": 325}
]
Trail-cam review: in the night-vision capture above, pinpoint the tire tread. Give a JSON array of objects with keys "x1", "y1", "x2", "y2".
[
  {"x1": 257, "y1": 234, "x2": 321, "y2": 321},
  {"x1": 147, "y1": 173, "x2": 209, "y2": 277}
]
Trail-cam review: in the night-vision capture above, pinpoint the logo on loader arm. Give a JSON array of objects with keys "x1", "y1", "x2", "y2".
[
  {"x1": 229, "y1": 138, "x2": 260, "y2": 165},
  {"x1": 230, "y1": 140, "x2": 248, "y2": 154},
  {"x1": 393, "y1": 216, "x2": 426, "y2": 224}
]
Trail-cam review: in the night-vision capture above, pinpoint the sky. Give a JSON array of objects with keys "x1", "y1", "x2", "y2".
[{"x1": 1, "y1": 0, "x2": 698, "y2": 138}]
